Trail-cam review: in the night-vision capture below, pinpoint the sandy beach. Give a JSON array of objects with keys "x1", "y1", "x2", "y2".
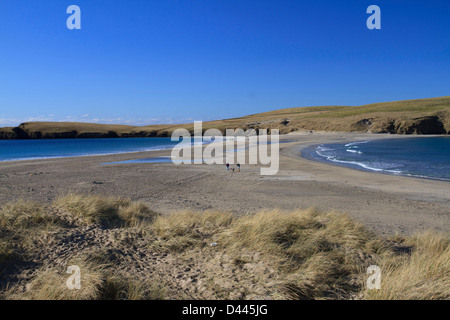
[{"x1": 0, "y1": 132, "x2": 448, "y2": 236}]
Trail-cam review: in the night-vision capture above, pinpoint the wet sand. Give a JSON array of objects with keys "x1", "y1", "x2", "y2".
[{"x1": 0, "y1": 132, "x2": 448, "y2": 235}]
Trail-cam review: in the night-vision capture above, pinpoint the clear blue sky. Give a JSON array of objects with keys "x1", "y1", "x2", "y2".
[{"x1": 0, "y1": 0, "x2": 449, "y2": 126}]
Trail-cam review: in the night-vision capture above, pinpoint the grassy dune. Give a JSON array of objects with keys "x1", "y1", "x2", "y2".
[
  {"x1": 1, "y1": 96, "x2": 449, "y2": 139},
  {"x1": 0, "y1": 195, "x2": 448, "y2": 300}
]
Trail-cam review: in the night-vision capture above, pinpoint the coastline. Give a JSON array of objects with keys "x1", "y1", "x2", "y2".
[
  {"x1": 300, "y1": 136, "x2": 450, "y2": 182},
  {"x1": 0, "y1": 132, "x2": 448, "y2": 235}
]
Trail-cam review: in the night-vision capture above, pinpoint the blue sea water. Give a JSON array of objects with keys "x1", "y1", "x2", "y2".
[
  {"x1": 303, "y1": 137, "x2": 450, "y2": 181},
  {"x1": 0, "y1": 137, "x2": 286, "y2": 163},
  {"x1": 0, "y1": 138, "x2": 179, "y2": 162}
]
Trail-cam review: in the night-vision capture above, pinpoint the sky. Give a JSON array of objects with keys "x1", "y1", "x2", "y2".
[{"x1": 0, "y1": 0, "x2": 449, "y2": 127}]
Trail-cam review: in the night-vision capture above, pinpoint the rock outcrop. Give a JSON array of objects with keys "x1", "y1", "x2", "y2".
[{"x1": 368, "y1": 116, "x2": 447, "y2": 134}]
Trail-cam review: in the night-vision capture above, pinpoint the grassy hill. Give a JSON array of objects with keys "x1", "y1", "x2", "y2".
[{"x1": 1, "y1": 96, "x2": 449, "y2": 139}]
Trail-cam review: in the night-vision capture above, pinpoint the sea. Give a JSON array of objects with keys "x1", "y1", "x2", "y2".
[
  {"x1": 0, "y1": 138, "x2": 179, "y2": 162},
  {"x1": 302, "y1": 137, "x2": 450, "y2": 181},
  {"x1": 0, "y1": 136, "x2": 284, "y2": 163}
]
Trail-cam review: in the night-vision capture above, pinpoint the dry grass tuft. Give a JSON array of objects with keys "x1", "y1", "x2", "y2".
[
  {"x1": 151, "y1": 210, "x2": 234, "y2": 253},
  {"x1": 3, "y1": 255, "x2": 164, "y2": 300},
  {"x1": 0, "y1": 201, "x2": 60, "y2": 230},
  {"x1": 0, "y1": 200, "x2": 64, "y2": 257},
  {"x1": 54, "y1": 194, "x2": 158, "y2": 228},
  {"x1": 365, "y1": 231, "x2": 450, "y2": 300}
]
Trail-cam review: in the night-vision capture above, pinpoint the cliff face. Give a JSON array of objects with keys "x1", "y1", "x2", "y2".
[
  {"x1": 367, "y1": 116, "x2": 448, "y2": 134},
  {"x1": 0, "y1": 127, "x2": 30, "y2": 139},
  {"x1": 0, "y1": 123, "x2": 169, "y2": 139},
  {"x1": 0, "y1": 128, "x2": 113, "y2": 139},
  {"x1": 249, "y1": 112, "x2": 450, "y2": 136}
]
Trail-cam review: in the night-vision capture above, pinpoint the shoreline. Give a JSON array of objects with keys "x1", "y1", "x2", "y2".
[
  {"x1": 300, "y1": 137, "x2": 450, "y2": 183},
  {"x1": 0, "y1": 131, "x2": 444, "y2": 163},
  {"x1": 0, "y1": 132, "x2": 448, "y2": 235},
  {"x1": 0, "y1": 147, "x2": 174, "y2": 163}
]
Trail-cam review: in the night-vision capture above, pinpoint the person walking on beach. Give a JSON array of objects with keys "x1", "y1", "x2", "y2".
[
  {"x1": 226, "y1": 162, "x2": 230, "y2": 171},
  {"x1": 237, "y1": 163, "x2": 240, "y2": 172}
]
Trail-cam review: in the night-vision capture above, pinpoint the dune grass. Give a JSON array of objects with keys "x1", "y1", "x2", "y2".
[
  {"x1": 53, "y1": 194, "x2": 158, "y2": 228},
  {"x1": 0, "y1": 201, "x2": 65, "y2": 257},
  {"x1": 0, "y1": 195, "x2": 448, "y2": 300},
  {"x1": 364, "y1": 231, "x2": 450, "y2": 300},
  {"x1": 145, "y1": 206, "x2": 449, "y2": 300},
  {"x1": 220, "y1": 209, "x2": 387, "y2": 299},
  {"x1": 151, "y1": 208, "x2": 392, "y2": 299},
  {"x1": 0, "y1": 201, "x2": 60, "y2": 230},
  {"x1": 151, "y1": 210, "x2": 235, "y2": 253},
  {"x1": 4, "y1": 255, "x2": 164, "y2": 300}
]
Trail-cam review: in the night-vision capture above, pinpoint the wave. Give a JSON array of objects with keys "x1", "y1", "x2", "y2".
[
  {"x1": 318, "y1": 155, "x2": 403, "y2": 174},
  {"x1": 344, "y1": 141, "x2": 369, "y2": 147},
  {"x1": 314, "y1": 141, "x2": 403, "y2": 174},
  {"x1": 309, "y1": 138, "x2": 450, "y2": 182},
  {"x1": 346, "y1": 149, "x2": 363, "y2": 154}
]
